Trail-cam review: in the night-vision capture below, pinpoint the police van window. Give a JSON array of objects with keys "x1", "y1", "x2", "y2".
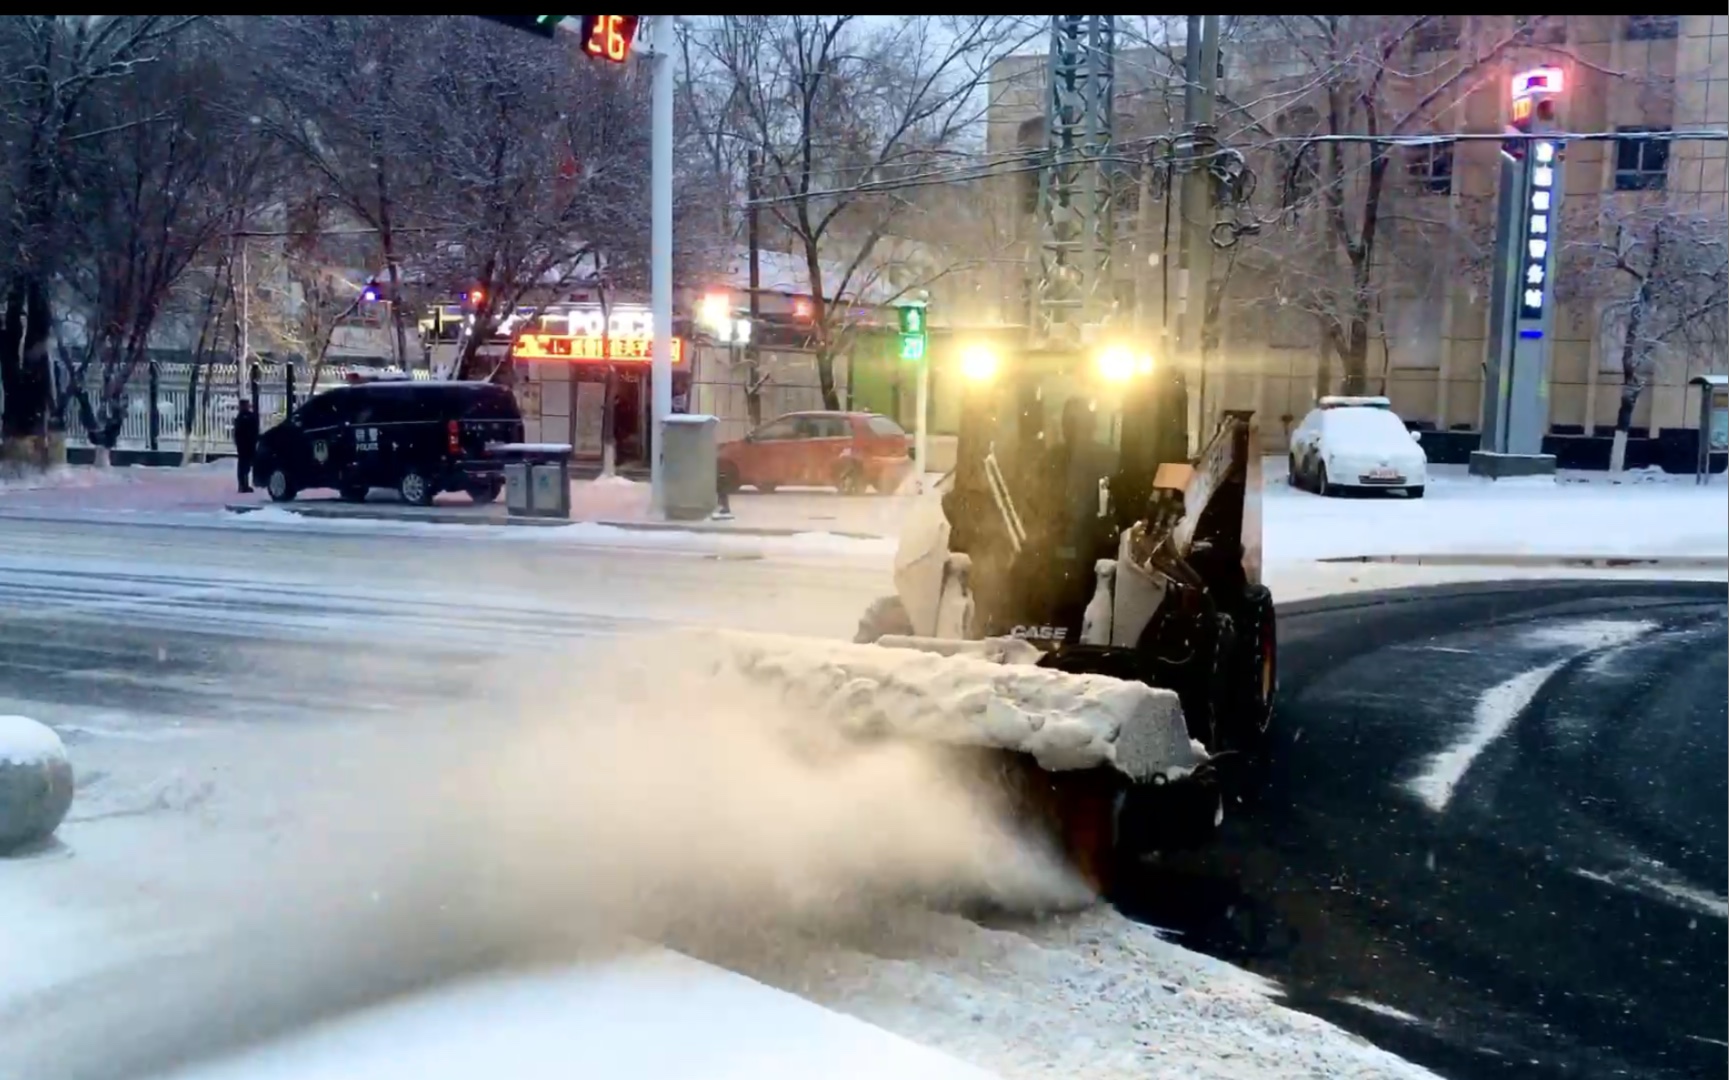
[
  {"x1": 293, "y1": 394, "x2": 341, "y2": 429},
  {"x1": 462, "y1": 385, "x2": 523, "y2": 420},
  {"x1": 395, "y1": 387, "x2": 444, "y2": 423}
]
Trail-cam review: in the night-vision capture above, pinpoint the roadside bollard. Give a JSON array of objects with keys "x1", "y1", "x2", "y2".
[{"x1": 713, "y1": 474, "x2": 734, "y2": 521}]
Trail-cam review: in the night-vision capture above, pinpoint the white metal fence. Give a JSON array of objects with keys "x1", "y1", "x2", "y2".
[{"x1": 62, "y1": 362, "x2": 430, "y2": 455}]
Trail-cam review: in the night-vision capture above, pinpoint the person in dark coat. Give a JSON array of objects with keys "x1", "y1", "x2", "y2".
[{"x1": 232, "y1": 400, "x2": 259, "y2": 494}]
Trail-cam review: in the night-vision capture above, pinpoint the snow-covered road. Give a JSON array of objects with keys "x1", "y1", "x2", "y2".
[{"x1": 0, "y1": 513, "x2": 1447, "y2": 1080}]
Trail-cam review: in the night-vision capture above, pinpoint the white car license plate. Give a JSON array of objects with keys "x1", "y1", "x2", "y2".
[{"x1": 1368, "y1": 467, "x2": 1399, "y2": 480}]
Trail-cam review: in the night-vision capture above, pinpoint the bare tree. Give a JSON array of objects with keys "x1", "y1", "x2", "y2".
[
  {"x1": 412, "y1": 17, "x2": 651, "y2": 382},
  {"x1": 0, "y1": 15, "x2": 203, "y2": 467},
  {"x1": 1236, "y1": 17, "x2": 1569, "y2": 394},
  {"x1": 242, "y1": 208, "x2": 370, "y2": 397},
  {"x1": 1115, "y1": 17, "x2": 1564, "y2": 397},
  {"x1": 244, "y1": 15, "x2": 438, "y2": 369},
  {"x1": 52, "y1": 21, "x2": 268, "y2": 464},
  {"x1": 687, "y1": 15, "x2": 1028, "y2": 409},
  {"x1": 1573, "y1": 201, "x2": 1729, "y2": 472}
]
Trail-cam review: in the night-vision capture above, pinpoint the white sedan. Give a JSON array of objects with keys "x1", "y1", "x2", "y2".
[{"x1": 1288, "y1": 396, "x2": 1428, "y2": 498}]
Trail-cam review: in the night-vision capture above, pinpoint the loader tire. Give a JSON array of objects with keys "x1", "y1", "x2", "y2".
[
  {"x1": 854, "y1": 594, "x2": 913, "y2": 644},
  {"x1": 1230, "y1": 584, "x2": 1277, "y2": 749}
]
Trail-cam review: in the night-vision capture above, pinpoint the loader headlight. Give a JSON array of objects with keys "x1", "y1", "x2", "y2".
[
  {"x1": 959, "y1": 343, "x2": 1000, "y2": 383},
  {"x1": 1095, "y1": 345, "x2": 1152, "y2": 384}
]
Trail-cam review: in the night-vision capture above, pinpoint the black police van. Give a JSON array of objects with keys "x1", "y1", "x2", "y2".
[{"x1": 253, "y1": 380, "x2": 525, "y2": 506}]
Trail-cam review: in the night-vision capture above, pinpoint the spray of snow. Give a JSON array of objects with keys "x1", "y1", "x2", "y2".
[
  {"x1": 2, "y1": 637, "x2": 1088, "y2": 1080},
  {"x1": 1407, "y1": 620, "x2": 1656, "y2": 813}
]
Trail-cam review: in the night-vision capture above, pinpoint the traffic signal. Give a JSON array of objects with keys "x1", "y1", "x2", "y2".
[
  {"x1": 478, "y1": 15, "x2": 569, "y2": 39},
  {"x1": 897, "y1": 302, "x2": 928, "y2": 363},
  {"x1": 579, "y1": 15, "x2": 639, "y2": 63},
  {"x1": 476, "y1": 15, "x2": 639, "y2": 62}
]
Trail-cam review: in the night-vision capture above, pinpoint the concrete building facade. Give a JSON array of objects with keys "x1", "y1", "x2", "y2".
[{"x1": 973, "y1": 15, "x2": 1728, "y2": 452}]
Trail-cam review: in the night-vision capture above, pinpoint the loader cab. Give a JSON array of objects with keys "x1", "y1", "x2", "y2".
[{"x1": 944, "y1": 343, "x2": 1190, "y2": 642}]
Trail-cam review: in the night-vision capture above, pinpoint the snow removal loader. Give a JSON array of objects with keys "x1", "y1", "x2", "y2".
[{"x1": 714, "y1": 343, "x2": 1276, "y2": 896}]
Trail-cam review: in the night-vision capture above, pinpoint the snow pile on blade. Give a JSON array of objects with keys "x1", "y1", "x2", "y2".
[{"x1": 707, "y1": 633, "x2": 1205, "y2": 782}]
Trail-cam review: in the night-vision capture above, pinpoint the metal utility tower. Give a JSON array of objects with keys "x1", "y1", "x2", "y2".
[{"x1": 1033, "y1": 15, "x2": 1116, "y2": 348}]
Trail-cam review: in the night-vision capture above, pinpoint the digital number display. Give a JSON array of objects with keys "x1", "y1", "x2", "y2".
[{"x1": 580, "y1": 15, "x2": 639, "y2": 63}]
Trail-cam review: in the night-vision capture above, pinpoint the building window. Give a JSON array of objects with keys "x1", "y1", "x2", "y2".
[
  {"x1": 1512, "y1": 16, "x2": 1567, "y2": 45},
  {"x1": 1412, "y1": 16, "x2": 1461, "y2": 54},
  {"x1": 1614, "y1": 128, "x2": 1670, "y2": 191},
  {"x1": 1406, "y1": 141, "x2": 1454, "y2": 195},
  {"x1": 1623, "y1": 15, "x2": 1678, "y2": 41}
]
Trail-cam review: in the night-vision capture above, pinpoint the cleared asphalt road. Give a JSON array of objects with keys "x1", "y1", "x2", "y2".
[{"x1": 1121, "y1": 580, "x2": 1728, "y2": 1080}]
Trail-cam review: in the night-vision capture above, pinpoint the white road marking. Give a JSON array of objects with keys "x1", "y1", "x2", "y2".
[
  {"x1": 1407, "y1": 619, "x2": 1656, "y2": 813},
  {"x1": 1338, "y1": 996, "x2": 1424, "y2": 1025},
  {"x1": 1574, "y1": 851, "x2": 1729, "y2": 920},
  {"x1": 1408, "y1": 660, "x2": 1567, "y2": 813}
]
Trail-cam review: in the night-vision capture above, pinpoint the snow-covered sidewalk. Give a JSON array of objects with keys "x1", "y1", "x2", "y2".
[{"x1": 1263, "y1": 461, "x2": 1727, "y2": 563}]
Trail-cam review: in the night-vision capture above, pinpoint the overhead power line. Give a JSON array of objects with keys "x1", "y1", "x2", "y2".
[{"x1": 743, "y1": 127, "x2": 1729, "y2": 208}]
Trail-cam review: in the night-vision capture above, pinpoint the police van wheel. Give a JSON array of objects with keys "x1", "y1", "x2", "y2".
[
  {"x1": 398, "y1": 470, "x2": 436, "y2": 507},
  {"x1": 266, "y1": 469, "x2": 296, "y2": 503}
]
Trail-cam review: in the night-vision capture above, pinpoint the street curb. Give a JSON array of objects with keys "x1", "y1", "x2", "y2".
[
  {"x1": 222, "y1": 502, "x2": 889, "y2": 540},
  {"x1": 590, "y1": 519, "x2": 887, "y2": 541},
  {"x1": 1319, "y1": 553, "x2": 1729, "y2": 570}
]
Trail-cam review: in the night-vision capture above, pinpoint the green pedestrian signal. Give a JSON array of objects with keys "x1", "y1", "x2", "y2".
[{"x1": 896, "y1": 301, "x2": 928, "y2": 363}]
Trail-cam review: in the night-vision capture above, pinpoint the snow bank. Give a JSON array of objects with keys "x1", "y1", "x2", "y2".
[
  {"x1": 221, "y1": 506, "x2": 898, "y2": 559},
  {"x1": 0, "y1": 715, "x2": 74, "y2": 854},
  {"x1": 0, "y1": 465, "x2": 131, "y2": 494},
  {"x1": 589, "y1": 474, "x2": 640, "y2": 488},
  {"x1": 713, "y1": 632, "x2": 1203, "y2": 780},
  {"x1": 728, "y1": 906, "x2": 1441, "y2": 1080},
  {"x1": 165, "y1": 950, "x2": 1001, "y2": 1080}
]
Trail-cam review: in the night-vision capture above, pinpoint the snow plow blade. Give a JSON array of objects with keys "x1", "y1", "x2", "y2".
[{"x1": 707, "y1": 631, "x2": 1209, "y2": 894}]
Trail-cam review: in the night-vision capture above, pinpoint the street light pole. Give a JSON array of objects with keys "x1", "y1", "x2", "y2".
[
  {"x1": 648, "y1": 14, "x2": 675, "y2": 517},
  {"x1": 914, "y1": 347, "x2": 930, "y2": 494}
]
